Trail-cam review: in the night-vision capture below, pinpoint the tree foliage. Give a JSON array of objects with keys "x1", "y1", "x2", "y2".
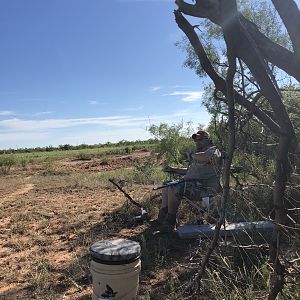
[
  {"x1": 174, "y1": 0, "x2": 300, "y2": 298},
  {"x1": 148, "y1": 122, "x2": 196, "y2": 166}
]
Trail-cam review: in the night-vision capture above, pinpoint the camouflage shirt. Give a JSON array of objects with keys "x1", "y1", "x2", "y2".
[{"x1": 184, "y1": 146, "x2": 222, "y2": 181}]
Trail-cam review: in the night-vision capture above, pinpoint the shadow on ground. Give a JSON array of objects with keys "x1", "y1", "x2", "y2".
[{"x1": 69, "y1": 200, "x2": 200, "y2": 300}]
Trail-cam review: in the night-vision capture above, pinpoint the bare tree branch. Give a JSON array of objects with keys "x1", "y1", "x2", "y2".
[
  {"x1": 175, "y1": 0, "x2": 219, "y2": 20},
  {"x1": 174, "y1": 2, "x2": 300, "y2": 299},
  {"x1": 196, "y1": 1, "x2": 237, "y2": 291},
  {"x1": 240, "y1": 15, "x2": 300, "y2": 82},
  {"x1": 176, "y1": 0, "x2": 300, "y2": 82},
  {"x1": 271, "y1": 0, "x2": 300, "y2": 62},
  {"x1": 174, "y1": 10, "x2": 281, "y2": 136}
]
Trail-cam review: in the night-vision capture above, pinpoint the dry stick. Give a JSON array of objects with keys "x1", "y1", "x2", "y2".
[
  {"x1": 173, "y1": 11, "x2": 281, "y2": 137},
  {"x1": 280, "y1": 254, "x2": 300, "y2": 276},
  {"x1": 271, "y1": 0, "x2": 300, "y2": 63},
  {"x1": 195, "y1": 15, "x2": 237, "y2": 298},
  {"x1": 268, "y1": 148, "x2": 290, "y2": 300},
  {"x1": 239, "y1": 14, "x2": 295, "y2": 298},
  {"x1": 237, "y1": 189, "x2": 300, "y2": 235},
  {"x1": 173, "y1": 8, "x2": 294, "y2": 298},
  {"x1": 173, "y1": 10, "x2": 236, "y2": 298},
  {"x1": 108, "y1": 178, "x2": 143, "y2": 209},
  {"x1": 238, "y1": 20, "x2": 296, "y2": 300},
  {"x1": 236, "y1": 58, "x2": 246, "y2": 131}
]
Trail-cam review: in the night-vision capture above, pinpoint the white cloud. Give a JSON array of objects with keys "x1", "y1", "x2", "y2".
[
  {"x1": 171, "y1": 85, "x2": 184, "y2": 89},
  {"x1": 56, "y1": 127, "x2": 153, "y2": 146},
  {"x1": 126, "y1": 106, "x2": 144, "y2": 111},
  {"x1": 0, "y1": 109, "x2": 210, "y2": 133},
  {"x1": 89, "y1": 100, "x2": 98, "y2": 105},
  {"x1": 0, "y1": 116, "x2": 151, "y2": 131},
  {"x1": 0, "y1": 109, "x2": 211, "y2": 149},
  {"x1": 150, "y1": 86, "x2": 162, "y2": 92},
  {"x1": 0, "y1": 131, "x2": 50, "y2": 150},
  {"x1": 166, "y1": 91, "x2": 204, "y2": 102},
  {"x1": 0, "y1": 111, "x2": 15, "y2": 116},
  {"x1": 32, "y1": 111, "x2": 53, "y2": 116},
  {"x1": 170, "y1": 85, "x2": 198, "y2": 89}
]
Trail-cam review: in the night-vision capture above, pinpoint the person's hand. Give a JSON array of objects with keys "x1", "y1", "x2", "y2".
[
  {"x1": 163, "y1": 165, "x2": 173, "y2": 173},
  {"x1": 184, "y1": 151, "x2": 192, "y2": 161}
]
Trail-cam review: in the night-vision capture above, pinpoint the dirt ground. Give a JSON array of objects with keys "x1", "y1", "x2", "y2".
[{"x1": 0, "y1": 150, "x2": 196, "y2": 300}]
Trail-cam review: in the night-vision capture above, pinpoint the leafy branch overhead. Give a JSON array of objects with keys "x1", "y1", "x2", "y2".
[
  {"x1": 176, "y1": 0, "x2": 297, "y2": 142},
  {"x1": 176, "y1": 0, "x2": 300, "y2": 81},
  {"x1": 174, "y1": 1, "x2": 300, "y2": 299}
]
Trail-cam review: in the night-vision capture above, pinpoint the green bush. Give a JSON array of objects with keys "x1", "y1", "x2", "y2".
[
  {"x1": 76, "y1": 152, "x2": 92, "y2": 161},
  {"x1": 100, "y1": 157, "x2": 110, "y2": 165},
  {"x1": 125, "y1": 146, "x2": 132, "y2": 154},
  {"x1": 0, "y1": 155, "x2": 16, "y2": 174},
  {"x1": 20, "y1": 157, "x2": 28, "y2": 169},
  {"x1": 228, "y1": 185, "x2": 273, "y2": 222},
  {"x1": 231, "y1": 151, "x2": 275, "y2": 184},
  {"x1": 148, "y1": 122, "x2": 196, "y2": 166},
  {"x1": 133, "y1": 159, "x2": 166, "y2": 185}
]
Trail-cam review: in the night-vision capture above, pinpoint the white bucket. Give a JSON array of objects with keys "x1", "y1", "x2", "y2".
[{"x1": 90, "y1": 239, "x2": 141, "y2": 300}]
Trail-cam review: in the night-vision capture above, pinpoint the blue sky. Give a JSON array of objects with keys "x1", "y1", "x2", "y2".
[
  {"x1": 0, "y1": 0, "x2": 211, "y2": 149},
  {"x1": 1, "y1": 0, "x2": 299, "y2": 150}
]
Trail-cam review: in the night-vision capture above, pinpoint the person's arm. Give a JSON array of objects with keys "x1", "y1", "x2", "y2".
[
  {"x1": 164, "y1": 165, "x2": 187, "y2": 175},
  {"x1": 191, "y1": 151, "x2": 211, "y2": 162},
  {"x1": 191, "y1": 148, "x2": 221, "y2": 163}
]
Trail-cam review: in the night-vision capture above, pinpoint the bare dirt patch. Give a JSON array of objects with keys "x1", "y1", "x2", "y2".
[
  {"x1": 0, "y1": 150, "x2": 194, "y2": 300},
  {"x1": 2, "y1": 183, "x2": 35, "y2": 201},
  {"x1": 59, "y1": 150, "x2": 151, "y2": 173}
]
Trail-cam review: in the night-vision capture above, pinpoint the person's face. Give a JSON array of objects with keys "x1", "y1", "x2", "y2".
[{"x1": 193, "y1": 138, "x2": 209, "y2": 150}]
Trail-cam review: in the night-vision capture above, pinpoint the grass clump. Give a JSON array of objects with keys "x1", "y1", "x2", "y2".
[
  {"x1": 32, "y1": 259, "x2": 51, "y2": 292},
  {"x1": 76, "y1": 152, "x2": 93, "y2": 161},
  {"x1": 20, "y1": 157, "x2": 28, "y2": 169},
  {"x1": 0, "y1": 155, "x2": 16, "y2": 174},
  {"x1": 132, "y1": 159, "x2": 166, "y2": 185}
]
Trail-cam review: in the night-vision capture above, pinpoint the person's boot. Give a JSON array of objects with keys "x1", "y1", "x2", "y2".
[
  {"x1": 160, "y1": 213, "x2": 177, "y2": 233},
  {"x1": 151, "y1": 207, "x2": 168, "y2": 227}
]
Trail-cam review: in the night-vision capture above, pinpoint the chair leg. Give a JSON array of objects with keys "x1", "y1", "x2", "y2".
[{"x1": 157, "y1": 206, "x2": 168, "y2": 223}]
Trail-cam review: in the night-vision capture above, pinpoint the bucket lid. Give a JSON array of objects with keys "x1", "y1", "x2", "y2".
[{"x1": 90, "y1": 239, "x2": 141, "y2": 264}]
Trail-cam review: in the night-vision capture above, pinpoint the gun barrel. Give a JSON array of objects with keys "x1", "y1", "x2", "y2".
[
  {"x1": 153, "y1": 185, "x2": 167, "y2": 190},
  {"x1": 153, "y1": 180, "x2": 183, "y2": 190}
]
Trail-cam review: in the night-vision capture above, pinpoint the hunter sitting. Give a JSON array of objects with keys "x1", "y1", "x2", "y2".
[{"x1": 155, "y1": 130, "x2": 222, "y2": 232}]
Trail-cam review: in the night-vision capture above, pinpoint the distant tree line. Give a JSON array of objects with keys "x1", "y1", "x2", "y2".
[{"x1": 0, "y1": 139, "x2": 158, "y2": 155}]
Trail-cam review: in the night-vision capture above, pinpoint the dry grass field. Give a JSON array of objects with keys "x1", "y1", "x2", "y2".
[
  {"x1": 1, "y1": 149, "x2": 299, "y2": 300},
  {"x1": 0, "y1": 150, "x2": 197, "y2": 300}
]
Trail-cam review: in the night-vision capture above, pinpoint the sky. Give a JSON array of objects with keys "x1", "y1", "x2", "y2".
[
  {"x1": 0, "y1": 0, "x2": 211, "y2": 150},
  {"x1": 1, "y1": 0, "x2": 299, "y2": 150}
]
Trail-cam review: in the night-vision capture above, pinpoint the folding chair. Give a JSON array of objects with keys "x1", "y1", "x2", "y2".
[{"x1": 182, "y1": 182, "x2": 223, "y2": 224}]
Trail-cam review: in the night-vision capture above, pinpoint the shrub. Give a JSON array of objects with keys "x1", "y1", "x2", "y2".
[
  {"x1": 133, "y1": 159, "x2": 166, "y2": 185},
  {"x1": 148, "y1": 122, "x2": 196, "y2": 166},
  {"x1": 76, "y1": 152, "x2": 92, "y2": 161},
  {"x1": 20, "y1": 157, "x2": 28, "y2": 169},
  {"x1": 125, "y1": 146, "x2": 132, "y2": 154},
  {"x1": 58, "y1": 144, "x2": 72, "y2": 151},
  {"x1": 0, "y1": 155, "x2": 16, "y2": 174},
  {"x1": 100, "y1": 157, "x2": 110, "y2": 165},
  {"x1": 231, "y1": 151, "x2": 275, "y2": 185}
]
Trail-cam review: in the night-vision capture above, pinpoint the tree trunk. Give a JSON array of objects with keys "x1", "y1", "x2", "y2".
[
  {"x1": 268, "y1": 135, "x2": 291, "y2": 300},
  {"x1": 174, "y1": 2, "x2": 299, "y2": 299},
  {"x1": 271, "y1": 0, "x2": 300, "y2": 64}
]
